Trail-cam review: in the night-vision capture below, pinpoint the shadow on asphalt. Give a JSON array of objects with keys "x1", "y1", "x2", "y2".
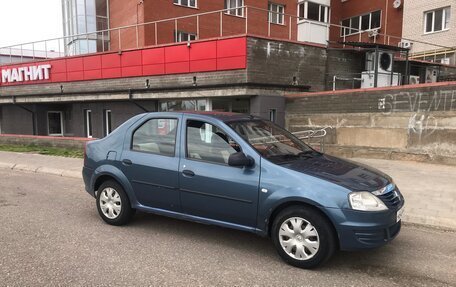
[{"x1": 121, "y1": 211, "x2": 396, "y2": 270}]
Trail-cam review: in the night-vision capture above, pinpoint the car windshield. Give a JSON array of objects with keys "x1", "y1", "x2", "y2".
[{"x1": 228, "y1": 120, "x2": 319, "y2": 164}]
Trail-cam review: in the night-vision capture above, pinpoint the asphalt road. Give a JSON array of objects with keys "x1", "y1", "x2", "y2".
[{"x1": 0, "y1": 169, "x2": 455, "y2": 287}]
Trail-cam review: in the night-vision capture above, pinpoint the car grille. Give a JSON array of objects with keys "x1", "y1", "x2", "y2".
[{"x1": 377, "y1": 188, "x2": 402, "y2": 209}]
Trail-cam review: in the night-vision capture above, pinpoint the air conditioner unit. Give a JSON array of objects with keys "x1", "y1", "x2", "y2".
[
  {"x1": 398, "y1": 40, "x2": 412, "y2": 49},
  {"x1": 409, "y1": 75, "x2": 420, "y2": 85},
  {"x1": 361, "y1": 71, "x2": 401, "y2": 88},
  {"x1": 366, "y1": 51, "x2": 393, "y2": 73},
  {"x1": 368, "y1": 28, "x2": 380, "y2": 38},
  {"x1": 426, "y1": 68, "x2": 438, "y2": 83}
]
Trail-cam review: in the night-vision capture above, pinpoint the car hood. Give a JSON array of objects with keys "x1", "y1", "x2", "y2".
[{"x1": 280, "y1": 154, "x2": 391, "y2": 192}]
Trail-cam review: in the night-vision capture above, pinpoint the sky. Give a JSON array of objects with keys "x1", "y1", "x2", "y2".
[{"x1": 0, "y1": 0, "x2": 63, "y2": 48}]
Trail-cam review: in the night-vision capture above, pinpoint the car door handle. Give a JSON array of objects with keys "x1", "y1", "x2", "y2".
[
  {"x1": 182, "y1": 170, "x2": 195, "y2": 177},
  {"x1": 122, "y1": 159, "x2": 133, "y2": 166}
]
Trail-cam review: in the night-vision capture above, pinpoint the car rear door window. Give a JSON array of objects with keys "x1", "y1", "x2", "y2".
[{"x1": 132, "y1": 118, "x2": 178, "y2": 156}]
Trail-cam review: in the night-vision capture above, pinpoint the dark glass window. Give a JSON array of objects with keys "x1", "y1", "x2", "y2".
[
  {"x1": 307, "y1": 2, "x2": 320, "y2": 21},
  {"x1": 341, "y1": 19, "x2": 350, "y2": 36},
  {"x1": 48, "y1": 112, "x2": 63, "y2": 136},
  {"x1": 350, "y1": 16, "x2": 360, "y2": 34},
  {"x1": 371, "y1": 10, "x2": 381, "y2": 29},
  {"x1": 361, "y1": 14, "x2": 370, "y2": 30},
  {"x1": 434, "y1": 9, "x2": 443, "y2": 31}
]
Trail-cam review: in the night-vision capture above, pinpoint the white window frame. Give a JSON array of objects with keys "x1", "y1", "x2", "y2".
[
  {"x1": 269, "y1": 109, "x2": 277, "y2": 123},
  {"x1": 225, "y1": 0, "x2": 244, "y2": 17},
  {"x1": 424, "y1": 7, "x2": 451, "y2": 34},
  {"x1": 84, "y1": 109, "x2": 93, "y2": 138},
  {"x1": 173, "y1": 0, "x2": 197, "y2": 8},
  {"x1": 298, "y1": 1, "x2": 330, "y2": 24},
  {"x1": 175, "y1": 30, "x2": 197, "y2": 42},
  {"x1": 47, "y1": 111, "x2": 64, "y2": 137},
  {"x1": 340, "y1": 10, "x2": 382, "y2": 37},
  {"x1": 269, "y1": 3, "x2": 285, "y2": 25},
  {"x1": 104, "y1": 109, "x2": 112, "y2": 136}
]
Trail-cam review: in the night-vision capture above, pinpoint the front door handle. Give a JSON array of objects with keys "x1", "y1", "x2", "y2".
[
  {"x1": 122, "y1": 159, "x2": 133, "y2": 166},
  {"x1": 182, "y1": 170, "x2": 195, "y2": 177}
]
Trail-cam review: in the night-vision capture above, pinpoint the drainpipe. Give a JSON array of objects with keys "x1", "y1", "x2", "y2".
[
  {"x1": 384, "y1": 0, "x2": 389, "y2": 44},
  {"x1": 12, "y1": 96, "x2": 36, "y2": 135},
  {"x1": 405, "y1": 50, "x2": 410, "y2": 85}
]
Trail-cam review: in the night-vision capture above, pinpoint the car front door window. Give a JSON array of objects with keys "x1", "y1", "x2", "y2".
[{"x1": 186, "y1": 120, "x2": 240, "y2": 165}]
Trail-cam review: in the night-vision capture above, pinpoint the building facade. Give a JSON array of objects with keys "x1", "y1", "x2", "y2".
[
  {"x1": 3, "y1": 0, "x2": 454, "y2": 138},
  {"x1": 402, "y1": 0, "x2": 456, "y2": 65}
]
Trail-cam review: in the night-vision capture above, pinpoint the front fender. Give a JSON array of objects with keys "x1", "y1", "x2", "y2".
[
  {"x1": 256, "y1": 159, "x2": 351, "y2": 235},
  {"x1": 91, "y1": 164, "x2": 139, "y2": 206}
]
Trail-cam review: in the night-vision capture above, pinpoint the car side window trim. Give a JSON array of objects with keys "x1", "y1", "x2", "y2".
[{"x1": 130, "y1": 117, "x2": 179, "y2": 158}]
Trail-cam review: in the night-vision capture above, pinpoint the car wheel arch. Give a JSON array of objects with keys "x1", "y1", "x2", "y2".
[
  {"x1": 92, "y1": 167, "x2": 138, "y2": 206},
  {"x1": 267, "y1": 201, "x2": 339, "y2": 249}
]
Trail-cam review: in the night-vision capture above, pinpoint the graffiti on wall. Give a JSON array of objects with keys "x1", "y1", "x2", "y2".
[
  {"x1": 378, "y1": 89, "x2": 456, "y2": 140},
  {"x1": 379, "y1": 90, "x2": 456, "y2": 114}
]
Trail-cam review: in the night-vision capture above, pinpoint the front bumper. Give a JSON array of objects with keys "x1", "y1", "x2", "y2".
[{"x1": 326, "y1": 201, "x2": 404, "y2": 251}]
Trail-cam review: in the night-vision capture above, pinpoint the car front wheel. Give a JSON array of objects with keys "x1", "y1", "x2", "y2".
[
  {"x1": 271, "y1": 206, "x2": 336, "y2": 269},
  {"x1": 96, "y1": 180, "x2": 135, "y2": 226}
]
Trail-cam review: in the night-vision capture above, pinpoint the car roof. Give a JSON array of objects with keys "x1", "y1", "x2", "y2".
[{"x1": 150, "y1": 111, "x2": 261, "y2": 123}]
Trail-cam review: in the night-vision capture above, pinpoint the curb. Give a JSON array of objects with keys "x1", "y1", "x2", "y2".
[{"x1": 0, "y1": 161, "x2": 82, "y2": 179}]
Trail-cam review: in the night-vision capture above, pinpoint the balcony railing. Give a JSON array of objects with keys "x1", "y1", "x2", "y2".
[{"x1": 0, "y1": 5, "x2": 454, "y2": 66}]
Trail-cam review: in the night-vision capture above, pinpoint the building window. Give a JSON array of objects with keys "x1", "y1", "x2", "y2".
[
  {"x1": 159, "y1": 99, "x2": 208, "y2": 112},
  {"x1": 48, "y1": 111, "x2": 64, "y2": 136},
  {"x1": 269, "y1": 3, "x2": 285, "y2": 25},
  {"x1": 424, "y1": 7, "x2": 451, "y2": 33},
  {"x1": 341, "y1": 10, "x2": 381, "y2": 36},
  {"x1": 62, "y1": 0, "x2": 110, "y2": 56},
  {"x1": 104, "y1": 109, "x2": 112, "y2": 136},
  {"x1": 84, "y1": 109, "x2": 93, "y2": 138},
  {"x1": 269, "y1": 109, "x2": 277, "y2": 123},
  {"x1": 298, "y1": 1, "x2": 329, "y2": 23},
  {"x1": 173, "y1": 0, "x2": 197, "y2": 8},
  {"x1": 225, "y1": 0, "x2": 244, "y2": 17},
  {"x1": 174, "y1": 30, "x2": 197, "y2": 42}
]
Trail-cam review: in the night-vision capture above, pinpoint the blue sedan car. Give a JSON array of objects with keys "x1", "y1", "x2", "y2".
[{"x1": 83, "y1": 111, "x2": 404, "y2": 268}]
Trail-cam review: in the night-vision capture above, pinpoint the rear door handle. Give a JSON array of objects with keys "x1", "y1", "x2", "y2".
[
  {"x1": 122, "y1": 159, "x2": 133, "y2": 166},
  {"x1": 182, "y1": 170, "x2": 195, "y2": 177}
]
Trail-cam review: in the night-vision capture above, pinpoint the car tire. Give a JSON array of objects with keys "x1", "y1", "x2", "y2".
[
  {"x1": 271, "y1": 206, "x2": 336, "y2": 269},
  {"x1": 96, "y1": 180, "x2": 135, "y2": 226}
]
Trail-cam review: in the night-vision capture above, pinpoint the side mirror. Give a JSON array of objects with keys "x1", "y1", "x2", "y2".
[{"x1": 228, "y1": 152, "x2": 254, "y2": 167}]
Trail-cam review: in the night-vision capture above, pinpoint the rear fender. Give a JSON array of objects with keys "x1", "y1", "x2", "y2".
[{"x1": 91, "y1": 164, "x2": 139, "y2": 206}]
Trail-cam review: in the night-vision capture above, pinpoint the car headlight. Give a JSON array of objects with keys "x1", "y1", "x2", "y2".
[{"x1": 349, "y1": 192, "x2": 388, "y2": 211}]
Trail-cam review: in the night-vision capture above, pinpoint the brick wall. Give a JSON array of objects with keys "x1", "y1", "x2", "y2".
[
  {"x1": 330, "y1": 0, "x2": 403, "y2": 47},
  {"x1": 247, "y1": 37, "x2": 327, "y2": 91},
  {"x1": 108, "y1": 0, "x2": 298, "y2": 48}
]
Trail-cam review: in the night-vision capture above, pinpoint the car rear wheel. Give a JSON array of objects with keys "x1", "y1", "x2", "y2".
[
  {"x1": 271, "y1": 206, "x2": 336, "y2": 269},
  {"x1": 96, "y1": 180, "x2": 135, "y2": 226}
]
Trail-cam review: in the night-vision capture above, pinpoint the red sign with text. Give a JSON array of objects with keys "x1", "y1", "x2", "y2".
[{"x1": 0, "y1": 37, "x2": 246, "y2": 87}]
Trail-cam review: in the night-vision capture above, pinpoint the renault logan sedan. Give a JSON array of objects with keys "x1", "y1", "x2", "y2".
[{"x1": 83, "y1": 112, "x2": 405, "y2": 268}]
